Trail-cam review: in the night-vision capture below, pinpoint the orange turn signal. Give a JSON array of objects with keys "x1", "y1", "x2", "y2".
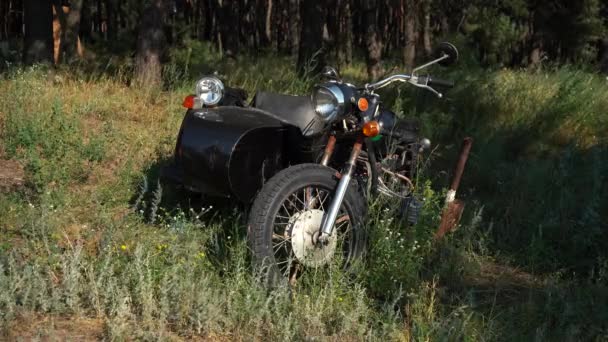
[
  {"x1": 357, "y1": 97, "x2": 369, "y2": 111},
  {"x1": 362, "y1": 120, "x2": 380, "y2": 137},
  {"x1": 182, "y1": 95, "x2": 195, "y2": 109}
]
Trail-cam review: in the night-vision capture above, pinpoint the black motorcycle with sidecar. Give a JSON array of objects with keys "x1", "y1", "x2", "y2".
[{"x1": 163, "y1": 42, "x2": 459, "y2": 284}]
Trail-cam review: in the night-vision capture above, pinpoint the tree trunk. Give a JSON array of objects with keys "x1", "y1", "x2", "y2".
[
  {"x1": 52, "y1": 1, "x2": 67, "y2": 64},
  {"x1": 325, "y1": 0, "x2": 338, "y2": 61},
  {"x1": 96, "y1": 0, "x2": 102, "y2": 35},
  {"x1": 105, "y1": 0, "x2": 117, "y2": 40},
  {"x1": 397, "y1": 0, "x2": 404, "y2": 51},
  {"x1": 385, "y1": 0, "x2": 398, "y2": 55},
  {"x1": 440, "y1": 16, "x2": 449, "y2": 37},
  {"x1": 403, "y1": 0, "x2": 416, "y2": 70},
  {"x1": 599, "y1": 38, "x2": 608, "y2": 73},
  {"x1": 362, "y1": 0, "x2": 382, "y2": 80},
  {"x1": 256, "y1": 0, "x2": 270, "y2": 47},
  {"x1": 63, "y1": 0, "x2": 84, "y2": 61},
  {"x1": 0, "y1": 0, "x2": 7, "y2": 40},
  {"x1": 297, "y1": 0, "x2": 324, "y2": 75},
  {"x1": 421, "y1": 0, "x2": 431, "y2": 57},
  {"x1": 289, "y1": 0, "x2": 300, "y2": 56},
  {"x1": 2, "y1": 0, "x2": 25, "y2": 41},
  {"x1": 164, "y1": 1, "x2": 175, "y2": 46},
  {"x1": 273, "y1": 0, "x2": 282, "y2": 51},
  {"x1": 213, "y1": 0, "x2": 221, "y2": 53},
  {"x1": 80, "y1": 0, "x2": 93, "y2": 43},
  {"x1": 526, "y1": 10, "x2": 544, "y2": 69},
  {"x1": 194, "y1": 0, "x2": 202, "y2": 38},
  {"x1": 182, "y1": 0, "x2": 194, "y2": 25},
  {"x1": 219, "y1": 0, "x2": 239, "y2": 58},
  {"x1": 528, "y1": 46, "x2": 541, "y2": 67},
  {"x1": 266, "y1": 0, "x2": 273, "y2": 48},
  {"x1": 278, "y1": 0, "x2": 292, "y2": 52},
  {"x1": 134, "y1": 0, "x2": 165, "y2": 87},
  {"x1": 337, "y1": 0, "x2": 352, "y2": 65},
  {"x1": 528, "y1": 30, "x2": 543, "y2": 69},
  {"x1": 344, "y1": 0, "x2": 352, "y2": 64},
  {"x1": 240, "y1": 0, "x2": 256, "y2": 49},
  {"x1": 377, "y1": 0, "x2": 390, "y2": 54},
  {"x1": 23, "y1": 0, "x2": 54, "y2": 65},
  {"x1": 202, "y1": 0, "x2": 218, "y2": 42}
]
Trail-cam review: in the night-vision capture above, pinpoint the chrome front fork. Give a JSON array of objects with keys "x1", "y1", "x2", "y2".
[{"x1": 318, "y1": 136, "x2": 363, "y2": 243}]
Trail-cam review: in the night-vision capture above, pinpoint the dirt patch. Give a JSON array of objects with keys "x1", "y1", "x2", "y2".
[
  {"x1": 5, "y1": 314, "x2": 104, "y2": 341},
  {"x1": 0, "y1": 159, "x2": 25, "y2": 192},
  {"x1": 4, "y1": 313, "x2": 242, "y2": 341}
]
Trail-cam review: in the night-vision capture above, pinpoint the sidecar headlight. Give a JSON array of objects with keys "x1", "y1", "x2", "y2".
[
  {"x1": 312, "y1": 84, "x2": 345, "y2": 122},
  {"x1": 195, "y1": 77, "x2": 224, "y2": 106}
]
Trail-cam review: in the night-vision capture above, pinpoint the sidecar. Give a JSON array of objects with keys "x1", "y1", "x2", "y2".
[{"x1": 162, "y1": 91, "x2": 325, "y2": 203}]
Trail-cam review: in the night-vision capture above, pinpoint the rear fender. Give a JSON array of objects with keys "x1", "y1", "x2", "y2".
[{"x1": 228, "y1": 126, "x2": 291, "y2": 202}]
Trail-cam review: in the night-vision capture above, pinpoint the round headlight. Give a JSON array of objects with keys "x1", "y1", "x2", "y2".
[
  {"x1": 312, "y1": 84, "x2": 345, "y2": 122},
  {"x1": 195, "y1": 77, "x2": 224, "y2": 106}
]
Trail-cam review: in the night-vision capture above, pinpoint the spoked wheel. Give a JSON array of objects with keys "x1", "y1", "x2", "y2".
[{"x1": 248, "y1": 164, "x2": 367, "y2": 286}]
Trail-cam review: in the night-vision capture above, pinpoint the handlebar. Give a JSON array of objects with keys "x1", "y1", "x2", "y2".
[
  {"x1": 418, "y1": 76, "x2": 454, "y2": 88},
  {"x1": 364, "y1": 73, "x2": 455, "y2": 95},
  {"x1": 365, "y1": 74, "x2": 412, "y2": 91}
]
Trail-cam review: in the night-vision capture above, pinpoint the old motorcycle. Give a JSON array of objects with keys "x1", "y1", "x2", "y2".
[{"x1": 163, "y1": 42, "x2": 459, "y2": 283}]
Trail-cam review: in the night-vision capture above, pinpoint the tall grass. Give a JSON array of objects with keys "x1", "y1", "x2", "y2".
[
  {"x1": 415, "y1": 67, "x2": 608, "y2": 275},
  {"x1": 0, "y1": 54, "x2": 607, "y2": 340}
]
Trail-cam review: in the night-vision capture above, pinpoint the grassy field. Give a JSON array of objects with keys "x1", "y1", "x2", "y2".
[{"x1": 1, "y1": 46, "x2": 608, "y2": 340}]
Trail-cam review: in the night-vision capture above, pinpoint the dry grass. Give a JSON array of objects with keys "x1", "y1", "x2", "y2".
[{"x1": 0, "y1": 61, "x2": 607, "y2": 340}]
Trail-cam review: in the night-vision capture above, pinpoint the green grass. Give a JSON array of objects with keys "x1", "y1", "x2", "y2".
[
  {"x1": 0, "y1": 51, "x2": 607, "y2": 340},
  {"x1": 428, "y1": 67, "x2": 608, "y2": 275}
]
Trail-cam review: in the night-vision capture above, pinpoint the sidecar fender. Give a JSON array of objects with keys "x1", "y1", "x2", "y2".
[{"x1": 166, "y1": 106, "x2": 303, "y2": 202}]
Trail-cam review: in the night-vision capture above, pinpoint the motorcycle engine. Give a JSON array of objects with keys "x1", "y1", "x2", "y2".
[
  {"x1": 362, "y1": 113, "x2": 428, "y2": 225},
  {"x1": 373, "y1": 113, "x2": 424, "y2": 179}
]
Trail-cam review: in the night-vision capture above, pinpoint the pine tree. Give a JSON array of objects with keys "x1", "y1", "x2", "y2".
[
  {"x1": 134, "y1": 0, "x2": 166, "y2": 87},
  {"x1": 23, "y1": 0, "x2": 54, "y2": 64}
]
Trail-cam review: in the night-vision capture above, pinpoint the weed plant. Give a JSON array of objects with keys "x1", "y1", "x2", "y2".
[{"x1": 0, "y1": 51, "x2": 607, "y2": 340}]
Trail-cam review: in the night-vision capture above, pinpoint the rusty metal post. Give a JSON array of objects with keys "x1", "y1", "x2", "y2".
[{"x1": 435, "y1": 137, "x2": 473, "y2": 239}]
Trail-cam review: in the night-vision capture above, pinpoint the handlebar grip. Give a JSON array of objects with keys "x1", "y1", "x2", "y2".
[{"x1": 421, "y1": 76, "x2": 455, "y2": 88}]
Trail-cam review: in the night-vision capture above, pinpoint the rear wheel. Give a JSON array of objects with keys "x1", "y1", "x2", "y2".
[{"x1": 247, "y1": 164, "x2": 367, "y2": 286}]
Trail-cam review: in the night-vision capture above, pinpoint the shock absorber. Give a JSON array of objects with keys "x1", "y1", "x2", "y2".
[{"x1": 318, "y1": 136, "x2": 364, "y2": 243}]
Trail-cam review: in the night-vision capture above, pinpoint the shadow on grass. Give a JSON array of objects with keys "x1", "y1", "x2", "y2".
[
  {"x1": 404, "y1": 69, "x2": 608, "y2": 338},
  {"x1": 425, "y1": 240, "x2": 608, "y2": 340},
  {"x1": 131, "y1": 155, "x2": 244, "y2": 222},
  {"x1": 406, "y1": 69, "x2": 608, "y2": 277},
  {"x1": 129, "y1": 155, "x2": 252, "y2": 275}
]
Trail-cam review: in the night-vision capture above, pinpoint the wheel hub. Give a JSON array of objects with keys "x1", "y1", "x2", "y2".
[{"x1": 289, "y1": 209, "x2": 338, "y2": 267}]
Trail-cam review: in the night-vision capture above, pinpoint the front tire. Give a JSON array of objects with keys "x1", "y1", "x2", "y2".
[{"x1": 247, "y1": 163, "x2": 367, "y2": 286}]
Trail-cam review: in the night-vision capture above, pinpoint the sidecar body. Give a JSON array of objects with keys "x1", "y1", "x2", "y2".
[{"x1": 162, "y1": 92, "x2": 325, "y2": 203}]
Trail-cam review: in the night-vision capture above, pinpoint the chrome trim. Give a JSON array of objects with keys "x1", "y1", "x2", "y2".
[
  {"x1": 320, "y1": 171, "x2": 351, "y2": 237},
  {"x1": 365, "y1": 74, "x2": 412, "y2": 92},
  {"x1": 363, "y1": 54, "x2": 449, "y2": 93},
  {"x1": 412, "y1": 54, "x2": 449, "y2": 74},
  {"x1": 318, "y1": 139, "x2": 363, "y2": 240},
  {"x1": 195, "y1": 77, "x2": 224, "y2": 106},
  {"x1": 312, "y1": 83, "x2": 345, "y2": 122}
]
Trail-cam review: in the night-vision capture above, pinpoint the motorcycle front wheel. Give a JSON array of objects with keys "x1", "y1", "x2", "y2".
[{"x1": 248, "y1": 163, "x2": 367, "y2": 286}]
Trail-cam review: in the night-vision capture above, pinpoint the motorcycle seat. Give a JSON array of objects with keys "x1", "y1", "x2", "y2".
[{"x1": 252, "y1": 91, "x2": 324, "y2": 136}]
